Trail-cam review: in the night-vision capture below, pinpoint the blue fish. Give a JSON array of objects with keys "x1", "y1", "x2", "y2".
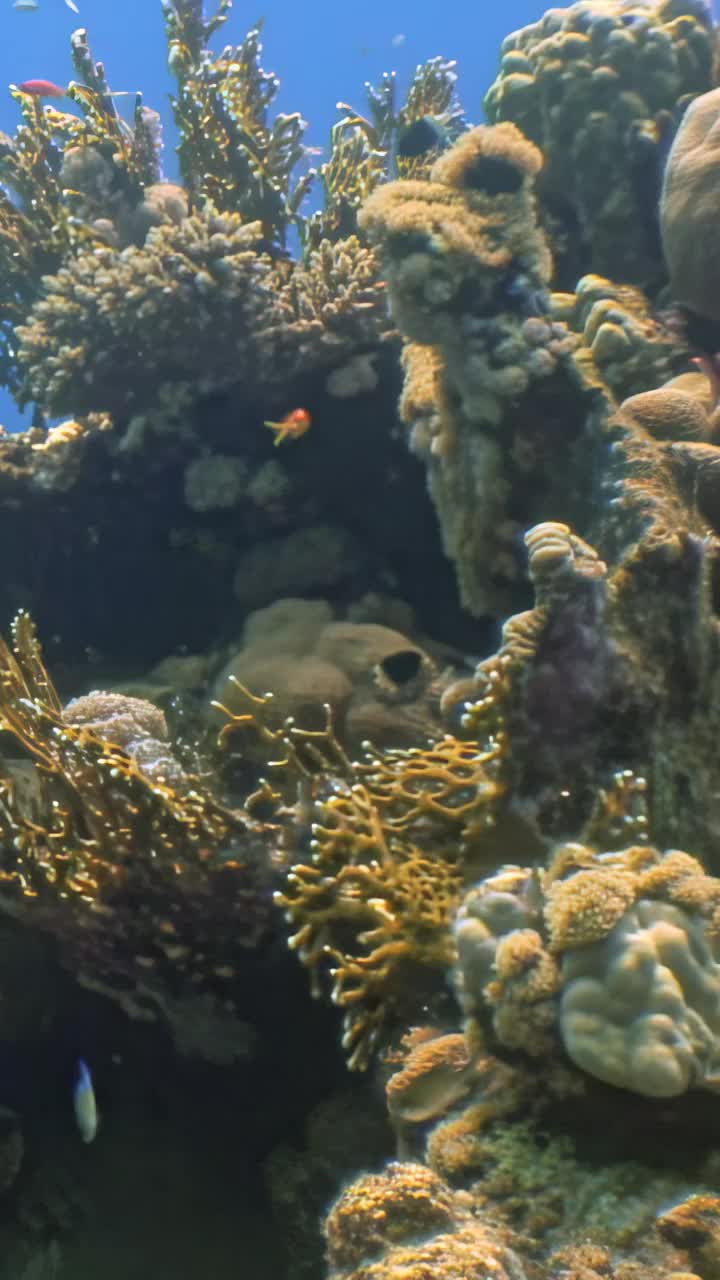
[{"x1": 73, "y1": 1059, "x2": 99, "y2": 1143}]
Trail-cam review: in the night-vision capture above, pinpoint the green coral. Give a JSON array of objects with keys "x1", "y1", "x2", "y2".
[{"x1": 485, "y1": 0, "x2": 714, "y2": 283}]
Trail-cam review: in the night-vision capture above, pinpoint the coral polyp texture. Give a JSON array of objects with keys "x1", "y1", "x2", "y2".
[
  {"x1": 454, "y1": 843, "x2": 720, "y2": 1097},
  {"x1": 324, "y1": 1162, "x2": 526, "y2": 1280},
  {"x1": 485, "y1": 0, "x2": 714, "y2": 284}
]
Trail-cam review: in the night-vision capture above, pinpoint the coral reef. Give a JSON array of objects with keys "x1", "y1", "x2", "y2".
[
  {"x1": 8, "y1": 0, "x2": 720, "y2": 1273},
  {"x1": 485, "y1": 0, "x2": 714, "y2": 284},
  {"x1": 661, "y1": 85, "x2": 720, "y2": 325},
  {"x1": 0, "y1": 611, "x2": 272, "y2": 1025},
  {"x1": 324, "y1": 1162, "x2": 526, "y2": 1280},
  {"x1": 212, "y1": 597, "x2": 440, "y2": 751}
]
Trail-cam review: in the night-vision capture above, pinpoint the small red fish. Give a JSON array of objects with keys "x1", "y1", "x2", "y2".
[
  {"x1": 19, "y1": 79, "x2": 66, "y2": 99},
  {"x1": 263, "y1": 407, "x2": 312, "y2": 446}
]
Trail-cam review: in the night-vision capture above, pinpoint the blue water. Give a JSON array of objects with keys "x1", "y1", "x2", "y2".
[{"x1": 0, "y1": 0, "x2": 558, "y2": 431}]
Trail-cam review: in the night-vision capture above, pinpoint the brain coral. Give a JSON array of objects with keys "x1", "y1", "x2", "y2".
[{"x1": 453, "y1": 844, "x2": 720, "y2": 1097}]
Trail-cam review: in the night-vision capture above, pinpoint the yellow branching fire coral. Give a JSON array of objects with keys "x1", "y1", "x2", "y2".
[
  {"x1": 0, "y1": 612, "x2": 268, "y2": 1010},
  {"x1": 218, "y1": 682, "x2": 505, "y2": 1068},
  {"x1": 0, "y1": 610, "x2": 244, "y2": 899},
  {"x1": 277, "y1": 780, "x2": 464, "y2": 1070}
]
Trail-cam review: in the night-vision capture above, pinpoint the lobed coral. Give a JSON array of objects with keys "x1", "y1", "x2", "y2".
[
  {"x1": 452, "y1": 841, "x2": 720, "y2": 1098},
  {"x1": 213, "y1": 598, "x2": 440, "y2": 752},
  {"x1": 660, "y1": 85, "x2": 720, "y2": 325},
  {"x1": 485, "y1": 0, "x2": 714, "y2": 284}
]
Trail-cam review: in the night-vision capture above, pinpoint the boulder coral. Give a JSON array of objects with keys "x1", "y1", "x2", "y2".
[
  {"x1": 486, "y1": 0, "x2": 714, "y2": 283},
  {"x1": 661, "y1": 86, "x2": 720, "y2": 327}
]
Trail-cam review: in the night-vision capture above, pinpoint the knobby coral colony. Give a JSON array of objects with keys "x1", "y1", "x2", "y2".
[{"x1": 10, "y1": 0, "x2": 720, "y2": 1275}]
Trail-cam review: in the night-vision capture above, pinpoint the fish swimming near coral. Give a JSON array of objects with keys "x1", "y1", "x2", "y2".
[
  {"x1": 73, "y1": 1058, "x2": 99, "y2": 1143},
  {"x1": 18, "y1": 79, "x2": 66, "y2": 98},
  {"x1": 263, "y1": 407, "x2": 312, "y2": 446}
]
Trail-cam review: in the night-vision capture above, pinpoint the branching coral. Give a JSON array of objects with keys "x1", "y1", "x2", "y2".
[
  {"x1": 163, "y1": 0, "x2": 311, "y2": 244},
  {"x1": 0, "y1": 611, "x2": 269, "y2": 1014},
  {"x1": 0, "y1": 28, "x2": 169, "y2": 393},
  {"x1": 15, "y1": 210, "x2": 288, "y2": 417},
  {"x1": 306, "y1": 57, "x2": 464, "y2": 249},
  {"x1": 485, "y1": 0, "x2": 714, "y2": 283},
  {"x1": 16, "y1": 212, "x2": 389, "y2": 418},
  {"x1": 218, "y1": 682, "x2": 504, "y2": 1069}
]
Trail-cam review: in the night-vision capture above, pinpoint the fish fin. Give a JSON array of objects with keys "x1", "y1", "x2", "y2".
[{"x1": 273, "y1": 430, "x2": 288, "y2": 447}]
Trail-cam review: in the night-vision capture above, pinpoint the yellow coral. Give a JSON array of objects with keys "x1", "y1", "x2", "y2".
[
  {"x1": 385, "y1": 1030, "x2": 481, "y2": 1124},
  {"x1": 544, "y1": 867, "x2": 637, "y2": 951}
]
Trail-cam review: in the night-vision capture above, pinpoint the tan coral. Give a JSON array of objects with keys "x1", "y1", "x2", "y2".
[
  {"x1": 661, "y1": 87, "x2": 720, "y2": 324},
  {"x1": 324, "y1": 1162, "x2": 524, "y2": 1280},
  {"x1": 385, "y1": 1030, "x2": 484, "y2": 1124},
  {"x1": 486, "y1": 0, "x2": 713, "y2": 282}
]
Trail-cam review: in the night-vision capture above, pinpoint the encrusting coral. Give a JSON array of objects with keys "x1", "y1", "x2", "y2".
[
  {"x1": 453, "y1": 842, "x2": 720, "y2": 1097},
  {"x1": 324, "y1": 1162, "x2": 527, "y2": 1280}
]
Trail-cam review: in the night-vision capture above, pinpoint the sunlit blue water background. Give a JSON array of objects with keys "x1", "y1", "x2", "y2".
[{"x1": 0, "y1": 0, "x2": 558, "y2": 430}]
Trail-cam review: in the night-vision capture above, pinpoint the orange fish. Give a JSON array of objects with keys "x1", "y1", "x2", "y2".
[
  {"x1": 19, "y1": 79, "x2": 66, "y2": 98},
  {"x1": 263, "y1": 407, "x2": 312, "y2": 446}
]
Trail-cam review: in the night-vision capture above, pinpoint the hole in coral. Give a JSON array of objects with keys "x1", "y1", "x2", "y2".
[
  {"x1": 379, "y1": 649, "x2": 423, "y2": 686},
  {"x1": 461, "y1": 153, "x2": 524, "y2": 195}
]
